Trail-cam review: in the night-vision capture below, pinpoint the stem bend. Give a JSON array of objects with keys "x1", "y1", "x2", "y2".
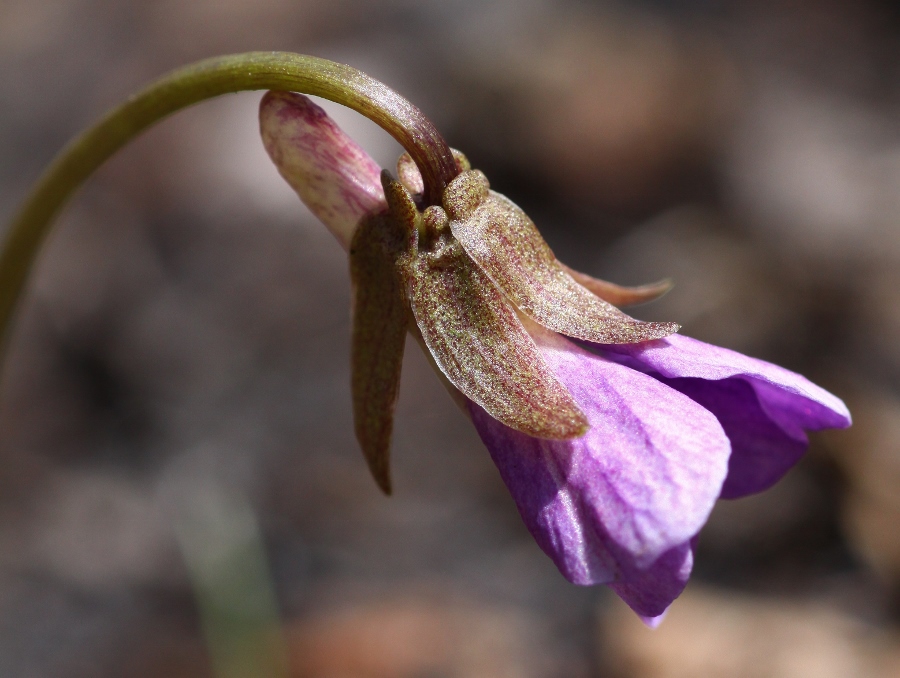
[{"x1": 0, "y1": 52, "x2": 458, "y2": 363}]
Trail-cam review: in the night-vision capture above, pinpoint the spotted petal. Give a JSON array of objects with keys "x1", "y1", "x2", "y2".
[{"x1": 442, "y1": 171, "x2": 678, "y2": 344}]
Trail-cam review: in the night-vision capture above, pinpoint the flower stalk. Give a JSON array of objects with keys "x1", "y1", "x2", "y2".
[
  {"x1": 1, "y1": 53, "x2": 853, "y2": 625},
  {"x1": 0, "y1": 52, "x2": 458, "y2": 364}
]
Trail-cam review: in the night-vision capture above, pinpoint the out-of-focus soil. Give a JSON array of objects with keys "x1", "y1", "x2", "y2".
[{"x1": 1, "y1": 1, "x2": 899, "y2": 676}]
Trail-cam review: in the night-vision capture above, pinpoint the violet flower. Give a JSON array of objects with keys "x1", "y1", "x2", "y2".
[{"x1": 259, "y1": 90, "x2": 851, "y2": 624}]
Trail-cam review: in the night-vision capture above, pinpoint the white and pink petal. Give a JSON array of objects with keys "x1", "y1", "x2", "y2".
[{"x1": 259, "y1": 91, "x2": 385, "y2": 250}]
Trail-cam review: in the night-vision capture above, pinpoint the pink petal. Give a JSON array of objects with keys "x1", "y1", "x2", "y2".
[
  {"x1": 601, "y1": 334, "x2": 850, "y2": 431},
  {"x1": 469, "y1": 327, "x2": 730, "y2": 615},
  {"x1": 259, "y1": 91, "x2": 385, "y2": 250},
  {"x1": 597, "y1": 334, "x2": 851, "y2": 498},
  {"x1": 609, "y1": 541, "x2": 694, "y2": 622}
]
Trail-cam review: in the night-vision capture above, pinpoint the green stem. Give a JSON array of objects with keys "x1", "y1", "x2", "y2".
[{"x1": 0, "y1": 51, "x2": 458, "y2": 363}]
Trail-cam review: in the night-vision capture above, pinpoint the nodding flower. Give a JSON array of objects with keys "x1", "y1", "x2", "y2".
[{"x1": 259, "y1": 90, "x2": 851, "y2": 624}]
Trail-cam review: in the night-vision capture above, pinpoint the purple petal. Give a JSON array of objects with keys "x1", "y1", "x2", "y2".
[
  {"x1": 659, "y1": 377, "x2": 809, "y2": 498},
  {"x1": 260, "y1": 91, "x2": 385, "y2": 250},
  {"x1": 597, "y1": 334, "x2": 851, "y2": 498},
  {"x1": 469, "y1": 327, "x2": 730, "y2": 614},
  {"x1": 609, "y1": 541, "x2": 693, "y2": 623}
]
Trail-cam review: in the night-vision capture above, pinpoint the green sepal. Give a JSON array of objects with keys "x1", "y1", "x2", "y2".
[
  {"x1": 560, "y1": 263, "x2": 673, "y2": 308},
  {"x1": 349, "y1": 184, "x2": 416, "y2": 494},
  {"x1": 403, "y1": 214, "x2": 589, "y2": 440},
  {"x1": 443, "y1": 171, "x2": 680, "y2": 344},
  {"x1": 396, "y1": 150, "x2": 471, "y2": 197}
]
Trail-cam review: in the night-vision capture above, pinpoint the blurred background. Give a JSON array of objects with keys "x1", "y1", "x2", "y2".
[{"x1": 1, "y1": 0, "x2": 899, "y2": 675}]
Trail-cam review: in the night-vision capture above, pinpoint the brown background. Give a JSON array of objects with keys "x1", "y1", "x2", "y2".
[{"x1": 1, "y1": 1, "x2": 900, "y2": 675}]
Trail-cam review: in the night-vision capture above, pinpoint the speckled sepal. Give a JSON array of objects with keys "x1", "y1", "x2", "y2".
[
  {"x1": 443, "y1": 171, "x2": 679, "y2": 344},
  {"x1": 559, "y1": 263, "x2": 673, "y2": 308},
  {"x1": 349, "y1": 199, "x2": 414, "y2": 495},
  {"x1": 402, "y1": 220, "x2": 589, "y2": 440},
  {"x1": 396, "y1": 150, "x2": 471, "y2": 197}
]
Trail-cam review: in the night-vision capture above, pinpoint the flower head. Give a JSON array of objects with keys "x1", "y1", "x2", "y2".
[{"x1": 259, "y1": 89, "x2": 851, "y2": 623}]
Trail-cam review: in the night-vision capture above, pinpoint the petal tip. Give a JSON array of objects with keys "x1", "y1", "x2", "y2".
[
  {"x1": 639, "y1": 611, "x2": 668, "y2": 628},
  {"x1": 651, "y1": 321, "x2": 681, "y2": 337},
  {"x1": 259, "y1": 89, "x2": 384, "y2": 249},
  {"x1": 488, "y1": 401, "x2": 590, "y2": 441}
]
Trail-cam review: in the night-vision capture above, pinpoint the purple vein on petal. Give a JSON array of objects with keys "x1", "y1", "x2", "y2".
[
  {"x1": 609, "y1": 541, "x2": 695, "y2": 622},
  {"x1": 595, "y1": 333, "x2": 851, "y2": 498},
  {"x1": 469, "y1": 322, "x2": 730, "y2": 592},
  {"x1": 598, "y1": 333, "x2": 851, "y2": 430}
]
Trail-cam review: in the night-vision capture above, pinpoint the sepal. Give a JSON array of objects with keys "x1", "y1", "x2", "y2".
[
  {"x1": 349, "y1": 183, "x2": 416, "y2": 494},
  {"x1": 259, "y1": 91, "x2": 385, "y2": 248},
  {"x1": 402, "y1": 220, "x2": 589, "y2": 440},
  {"x1": 443, "y1": 171, "x2": 679, "y2": 344},
  {"x1": 397, "y1": 150, "x2": 471, "y2": 197},
  {"x1": 560, "y1": 263, "x2": 672, "y2": 308}
]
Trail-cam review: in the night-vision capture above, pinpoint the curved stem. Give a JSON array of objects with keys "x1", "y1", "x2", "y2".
[{"x1": 0, "y1": 51, "x2": 458, "y2": 363}]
